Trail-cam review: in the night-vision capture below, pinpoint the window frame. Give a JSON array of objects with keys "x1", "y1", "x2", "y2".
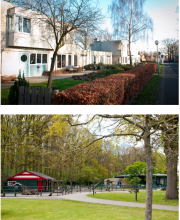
[
  {"x1": 57, "y1": 55, "x2": 66, "y2": 68},
  {"x1": 14, "y1": 15, "x2": 31, "y2": 33},
  {"x1": 30, "y1": 53, "x2": 48, "y2": 65},
  {"x1": 74, "y1": 55, "x2": 78, "y2": 66}
]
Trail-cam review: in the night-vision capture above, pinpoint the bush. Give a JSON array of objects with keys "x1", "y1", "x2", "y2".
[
  {"x1": 53, "y1": 63, "x2": 157, "y2": 105},
  {"x1": 8, "y1": 73, "x2": 29, "y2": 105}
]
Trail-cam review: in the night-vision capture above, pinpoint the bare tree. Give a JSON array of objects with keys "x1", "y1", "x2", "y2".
[
  {"x1": 75, "y1": 25, "x2": 99, "y2": 50},
  {"x1": 15, "y1": 0, "x2": 103, "y2": 88},
  {"x1": 109, "y1": 0, "x2": 153, "y2": 65},
  {"x1": 98, "y1": 29, "x2": 113, "y2": 41},
  {"x1": 161, "y1": 38, "x2": 179, "y2": 61},
  {"x1": 75, "y1": 26, "x2": 113, "y2": 50}
]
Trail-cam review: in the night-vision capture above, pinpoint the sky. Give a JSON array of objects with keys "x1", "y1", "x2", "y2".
[{"x1": 96, "y1": 0, "x2": 179, "y2": 52}]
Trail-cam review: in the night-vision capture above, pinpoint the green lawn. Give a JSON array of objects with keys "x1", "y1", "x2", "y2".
[
  {"x1": 157, "y1": 64, "x2": 164, "y2": 74},
  {"x1": 87, "y1": 191, "x2": 179, "y2": 206},
  {"x1": 133, "y1": 75, "x2": 162, "y2": 105},
  {"x1": 1, "y1": 79, "x2": 87, "y2": 105},
  {"x1": 1, "y1": 199, "x2": 178, "y2": 220}
]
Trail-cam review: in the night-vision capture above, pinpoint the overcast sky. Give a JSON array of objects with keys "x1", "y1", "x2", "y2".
[{"x1": 97, "y1": 0, "x2": 179, "y2": 51}]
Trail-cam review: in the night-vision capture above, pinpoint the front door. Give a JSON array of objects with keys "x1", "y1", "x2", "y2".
[
  {"x1": 19, "y1": 53, "x2": 29, "y2": 77},
  {"x1": 38, "y1": 180, "x2": 44, "y2": 192}
]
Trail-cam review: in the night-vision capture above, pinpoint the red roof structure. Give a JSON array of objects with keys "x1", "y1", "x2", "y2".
[{"x1": 5, "y1": 170, "x2": 56, "y2": 181}]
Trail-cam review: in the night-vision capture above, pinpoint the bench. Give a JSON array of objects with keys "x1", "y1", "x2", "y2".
[{"x1": 66, "y1": 65, "x2": 77, "y2": 73}]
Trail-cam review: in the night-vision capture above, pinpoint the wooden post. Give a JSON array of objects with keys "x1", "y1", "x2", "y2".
[
  {"x1": 45, "y1": 88, "x2": 52, "y2": 105},
  {"x1": 25, "y1": 87, "x2": 30, "y2": 105},
  {"x1": 38, "y1": 87, "x2": 44, "y2": 105},
  {"x1": 18, "y1": 86, "x2": 24, "y2": 105},
  {"x1": 31, "y1": 87, "x2": 37, "y2": 105}
]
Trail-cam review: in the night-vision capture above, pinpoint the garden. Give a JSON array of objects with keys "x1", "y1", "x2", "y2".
[{"x1": 1, "y1": 63, "x2": 161, "y2": 105}]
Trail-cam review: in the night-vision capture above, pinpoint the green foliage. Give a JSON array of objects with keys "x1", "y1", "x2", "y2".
[
  {"x1": 8, "y1": 73, "x2": 29, "y2": 105},
  {"x1": 152, "y1": 151, "x2": 167, "y2": 174},
  {"x1": 128, "y1": 177, "x2": 142, "y2": 185},
  {"x1": 83, "y1": 63, "x2": 133, "y2": 71},
  {"x1": 124, "y1": 161, "x2": 146, "y2": 175},
  {"x1": 124, "y1": 161, "x2": 146, "y2": 184},
  {"x1": 2, "y1": 79, "x2": 87, "y2": 105}
]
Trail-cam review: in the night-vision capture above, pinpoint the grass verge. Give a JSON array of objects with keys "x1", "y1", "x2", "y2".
[
  {"x1": 87, "y1": 191, "x2": 178, "y2": 206},
  {"x1": 133, "y1": 75, "x2": 162, "y2": 105},
  {"x1": 1, "y1": 199, "x2": 178, "y2": 220},
  {"x1": 1, "y1": 79, "x2": 87, "y2": 105}
]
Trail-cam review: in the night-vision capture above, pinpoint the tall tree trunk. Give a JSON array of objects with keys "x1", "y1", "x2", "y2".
[
  {"x1": 144, "y1": 117, "x2": 153, "y2": 220},
  {"x1": 163, "y1": 128, "x2": 178, "y2": 200}
]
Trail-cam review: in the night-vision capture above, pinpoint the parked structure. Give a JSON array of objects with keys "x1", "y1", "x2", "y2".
[
  {"x1": 1, "y1": 0, "x2": 112, "y2": 78},
  {"x1": 5, "y1": 170, "x2": 62, "y2": 192},
  {"x1": 115, "y1": 174, "x2": 167, "y2": 188},
  {"x1": 90, "y1": 38, "x2": 140, "y2": 65}
]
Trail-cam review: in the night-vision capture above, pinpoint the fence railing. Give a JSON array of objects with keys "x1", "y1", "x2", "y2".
[
  {"x1": 18, "y1": 86, "x2": 59, "y2": 105},
  {"x1": 1, "y1": 184, "x2": 148, "y2": 197}
]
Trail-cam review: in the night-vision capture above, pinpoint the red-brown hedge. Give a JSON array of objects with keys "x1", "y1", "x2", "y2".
[{"x1": 53, "y1": 63, "x2": 157, "y2": 105}]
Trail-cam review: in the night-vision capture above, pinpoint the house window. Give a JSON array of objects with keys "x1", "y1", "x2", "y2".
[
  {"x1": 125, "y1": 57, "x2": 127, "y2": 63},
  {"x1": 37, "y1": 54, "x2": 41, "y2": 63},
  {"x1": 62, "y1": 55, "x2": 66, "y2": 67},
  {"x1": 117, "y1": 43, "x2": 121, "y2": 50},
  {"x1": 30, "y1": 54, "x2": 36, "y2": 64},
  {"x1": 57, "y1": 55, "x2": 61, "y2": 68},
  {"x1": 15, "y1": 16, "x2": 31, "y2": 33},
  {"x1": 42, "y1": 54, "x2": 47, "y2": 63},
  {"x1": 100, "y1": 56, "x2": 104, "y2": 63},
  {"x1": 8, "y1": 16, "x2": 13, "y2": 32},
  {"x1": 23, "y1": 18, "x2": 31, "y2": 33},
  {"x1": 8, "y1": 181, "x2": 16, "y2": 186},
  {"x1": 74, "y1": 55, "x2": 77, "y2": 66},
  {"x1": 15, "y1": 16, "x2": 22, "y2": 32},
  {"x1": 68, "y1": 55, "x2": 71, "y2": 65},
  {"x1": 21, "y1": 55, "x2": 27, "y2": 62},
  {"x1": 57, "y1": 55, "x2": 66, "y2": 68}
]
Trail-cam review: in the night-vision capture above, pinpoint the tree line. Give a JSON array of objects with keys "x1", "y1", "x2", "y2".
[
  {"x1": 1, "y1": 114, "x2": 178, "y2": 220},
  {"x1": 1, "y1": 115, "x2": 168, "y2": 185}
]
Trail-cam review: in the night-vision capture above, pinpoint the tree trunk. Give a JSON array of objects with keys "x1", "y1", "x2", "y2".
[
  {"x1": 47, "y1": 47, "x2": 58, "y2": 88},
  {"x1": 163, "y1": 129, "x2": 178, "y2": 200},
  {"x1": 144, "y1": 117, "x2": 153, "y2": 220}
]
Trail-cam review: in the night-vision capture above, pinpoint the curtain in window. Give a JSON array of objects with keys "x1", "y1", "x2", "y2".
[
  {"x1": 23, "y1": 18, "x2": 31, "y2": 33},
  {"x1": 15, "y1": 16, "x2": 22, "y2": 32}
]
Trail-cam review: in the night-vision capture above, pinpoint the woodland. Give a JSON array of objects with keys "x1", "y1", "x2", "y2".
[{"x1": 1, "y1": 114, "x2": 178, "y2": 220}]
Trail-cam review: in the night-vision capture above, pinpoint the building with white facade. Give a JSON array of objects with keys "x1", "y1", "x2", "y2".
[
  {"x1": 1, "y1": 0, "x2": 112, "y2": 78},
  {"x1": 90, "y1": 38, "x2": 140, "y2": 65}
]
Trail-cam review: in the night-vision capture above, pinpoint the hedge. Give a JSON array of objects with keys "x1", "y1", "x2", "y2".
[{"x1": 53, "y1": 63, "x2": 157, "y2": 105}]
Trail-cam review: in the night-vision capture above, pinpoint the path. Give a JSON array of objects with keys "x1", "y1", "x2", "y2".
[
  {"x1": 2, "y1": 191, "x2": 178, "y2": 211},
  {"x1": 1, "y1": 71, "x2": 92, "y2": 89},
  {"x1": 157, "y1": 63, "x2": 179, "y2": 105}
]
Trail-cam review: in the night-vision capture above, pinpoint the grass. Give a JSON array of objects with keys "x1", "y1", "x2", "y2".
[
  {"x1": 157, "y1": 64, "x2": 164, "y2": 74},
  {"x1": 133, "y1": 75, "x2": 162, "y2": 105},
  {"x1": 1, "y1": 199, "x2": 178, "y2": 220},
  {"x1": 1, "y1": 79, "x2": 87, "y2": 105},
  {"x1": 87, "y1": 191, "x2": 179, "y2": 206}
]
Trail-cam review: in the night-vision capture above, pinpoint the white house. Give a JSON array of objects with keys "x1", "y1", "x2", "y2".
[
  {"x1": 90, "y1": 38, "x2": 140, "y2": 65},
  {"x1": 1, "y1": 0, "x2": 112, "y2": 78}
]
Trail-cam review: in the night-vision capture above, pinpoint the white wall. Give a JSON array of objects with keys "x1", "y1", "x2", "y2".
[
  {"x1": 1, "y1": 0, "x2": 112, "y2": 77},
  {"x1": 90, "y1": 39, "x2": 140, "y2": 65}
]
